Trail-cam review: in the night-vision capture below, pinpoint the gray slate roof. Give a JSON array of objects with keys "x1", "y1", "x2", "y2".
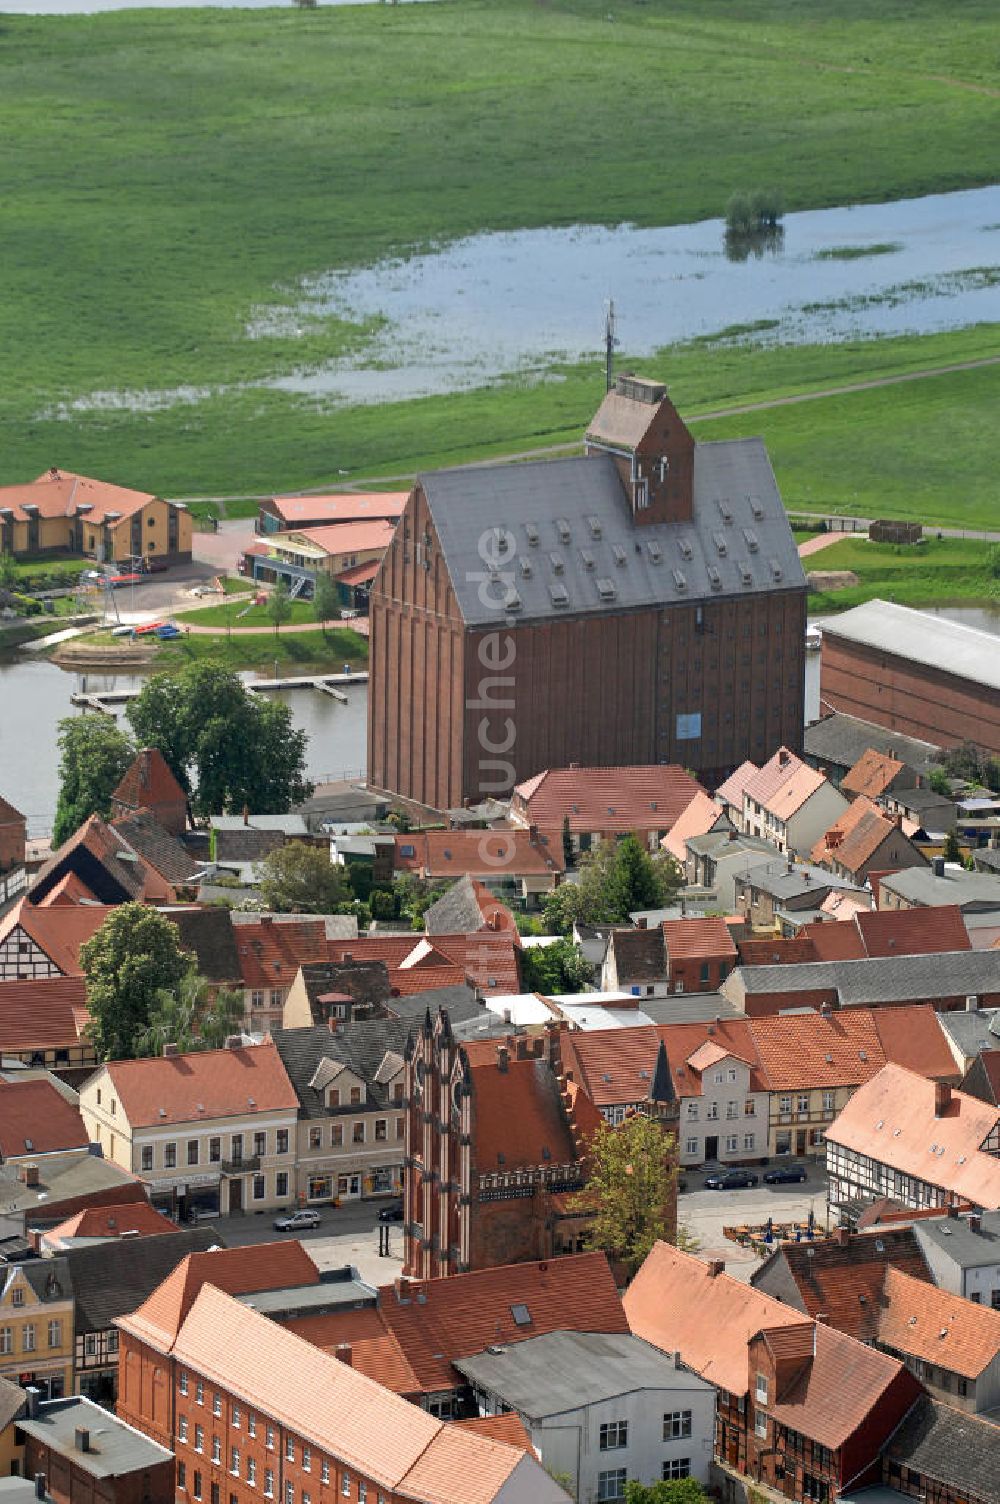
[
  {"x1": 824, "y1": 600, "x2": 1000, "y2": 693},
  {"x1": 454, "y1": 1330, "x2": 711, "y2": 1417},
  {"x1": 936, "y1": 1006, "x2": 1000, "y2": 1060},
  {"x1": 272, "y1": 1022, "x2": 410, "y2": 1116},
  {"x1": 164, "y1": 906, "x2": 241, "y2": 982},
  {"x1": 729, "y1": 948, "x2": 1000, "y2": 1004},
  {"x1": 385, "y1": 985, "x2": 482, "y2": 1026},
  {"x1": 915, "y1": 1210, "x2": 1000, "y2": 1269},
  {"x1": 0, "y1": 1152, "x2": 137, "y2": 1229},
  {"x1": 0, "y1": 1377, "x2": 24, "y2": 1432},
  {"x1": 424, "y1": 876, "x2": 485, "y2": 935},
  {"x1": 879, "y1": 867, "x2": 1000, "y2": 912},
  {"x1": 803, "y1": 712, "x2": 941, "y2": 775},
  {"x1": 112, "y1": 812, "x2": 202, "y2": 885},
  {"x1": 885, "y1": 1395, "x2": 1000, "y2": 1504},
  {"x1": 637, "y1": 992, "x2": 739, "y2": 1025},
  {"x1": 420, "y1": 444, "x2": 804, "y2": 629},
  {"x1": 18, "y1": 1396, "x2": 173, "y2": 1477},
  {"x1": 737, "y1": 859, "x2": 864, "y2": 902},
  {"x1": 66, "y1": 1226, "x2": 220, "y2": 1334}
]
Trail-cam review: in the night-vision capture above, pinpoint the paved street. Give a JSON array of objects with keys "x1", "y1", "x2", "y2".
[
  {"x1": 679, "y1": 1162, "x2": 832, "y2": 1281},
  {"x1": 195, "y1": 1200, "x2": 404, "y2": 1288}
]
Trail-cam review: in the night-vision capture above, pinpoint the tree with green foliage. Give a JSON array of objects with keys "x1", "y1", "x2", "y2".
[
  {"x1": 258, "y1": 841, "x2": 353, "y2": 914},
  {"x1": 134, "y1": 971, "x2": 245, "y2": 1058},
  {"x1": 520, "y1": 936, "x2": 594, "y2": 993},
  {"x1": 267, "y1": 580, "x2": 292, "y2": 638},
  {"x1": 52, "y1": 713, "x2": 135, "y2": 846},
  {"x1": 312, "y1": 573, "x2": 340, "y2": 637},
  {"x1": 81, "y1": 903, "x2": 191, "y2": 1062},
  {"x1": 561, "y1": 815, "x2": 574, "y2": 871},
  {"x1": 928, "y1": 766, "x2": 951, "y2": 796},
  {"x1": 624, "y1": 1479, "x2": 708, "y2": 1504},
  {"x1": 542, "y1": 836, "x2": 682, "y2": 934},
  {"x1": 127, "y1": 662, "x2": 312, "y2": 816},
  {"x1": 0, "y1": 552, "x2": 15, "y2": 590},
  {"x1": 943, "y1": 827, "x2": 963, "y2": 864},
  {"x1": 572, "y1": 1111, "x2": 675, "y2": 1279}
]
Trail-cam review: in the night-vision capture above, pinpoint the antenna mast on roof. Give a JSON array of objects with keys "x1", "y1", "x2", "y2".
[{"x1": 604, "y1": 299, "x2": 618, "y2": 393}]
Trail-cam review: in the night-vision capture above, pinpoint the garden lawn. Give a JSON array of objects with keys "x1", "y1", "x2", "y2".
[
  {"x1": 0, "y1": 0, "x2": 997, "y2": 494},
  {"x1": 806, "y1": 536, "x2": 1000, "y2": 614},
  {"x1": 151, "y1": 626, "x2": 368, "y2": 672},
  {"x1": 174, "y1": 596, "x2": 327, "y2": 629}
]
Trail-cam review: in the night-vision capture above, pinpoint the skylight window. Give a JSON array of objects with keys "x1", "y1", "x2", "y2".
[{"x1": 510, "y1": 1303, "x2": 532, "y2": 1327}]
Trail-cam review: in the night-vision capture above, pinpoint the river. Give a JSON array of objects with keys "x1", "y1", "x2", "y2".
[
  {"x1": 0, "y1": 657, "x2": 368, "y2": 836},
  {"x1": 6, "y1": 601, "x2": 1000, "y2": 834}
]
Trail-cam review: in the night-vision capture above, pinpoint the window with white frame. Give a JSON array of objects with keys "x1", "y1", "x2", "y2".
[
  {"x1": 320, "y1": 1464, "x2": 329, "y2": 1486},
  {"x1": 178, "y1": 1417, "x2": 189, "y2": 1442},
  {"x1": 597, "y1": 1468, "x2": 627, "y2": 1502},
  {"x1": 212, "y1": 1438, "x2": 221, "y2": 1465},
  {"x1": 744, "y1": 1134, "x2": 755, "y2": 1151},
  {"x1": 213, "y1": 1395, "x2": 222, "y2": 1418},
  {"x1": 726, "y1": 1101, "x2": 738, "y2": 1119},
  {"x1": 194, "y1": 1425, "x2": 204, "y2": 1454},
  {"x1": 779, "y1": 1096, "x2": 791, "y2": 1114},
  {"x1": 686, "y1": 1103, "x2": 698, "y2": 1120},
  {"x1": 755, "y1": 1373, "x2": 768, "y2": 1405},
  {"x1": 705, "y1": 1103, "x2": 718, "y2": 1120},
  {"x1": 248, "y1": 1413, "x2": 256, "y2": 1438},
  {"x1": 247, "y1": 1460, "x2": 256, "y2": 1487},
  {"x1": 180, "y1": 1371, "x2": 189, "y2": 1396},
  {"x1": 0, "y1": 1329, "x2": 11, "y2": 1356},
  {"x1": 341, "y1": 1475, "x2": 351, "y2": 1498},
  {"x1": 726, "y1": 1135, "x2": 738, "y2": 1153},
  {"x1": 232, "y1": 1406, "x2": 241, "y2": 1429},
  {"x1": 662, "y1": 1411, "x2": 692, "y2": 1440},
  {"x1": 302, "y1": 1447, "x2": 311, "y2": 1473},
  {"x1": 196, "y1": 1381, "x2": 204, "y2": 1405},
  {"x1": 230, "y1": 1449, "x2": 240, "y2": 1477},
  {"x1": 714, "y1": 1072, "x2": 724, "y2": 1084},
  {"x1": 728, "y1": 1068, "x2": 737, "y2": 1082},
  {"x1": 264, "y1": 1472, "x2": 274, "y2": 1499},
  {"x1": 755, "y1": 1412, "x2": 768, "y2": 1439},
  {"x1": 685, "y1": 1137, "x2": 698, "y2": 1155},
  {"x1": 266, "y1": 1427, "x2": 275, "y2": 1451},
  {"x1": 286, "y1": 1439, "x2": 295, "y2": 1463},
  {"x1": 823, "y1": 1091, "x2": 835, "y2": 1113},
  {"x1": 253, "y1": 1174, "x2": 266, "y2": 1200},
  {"x1": 285, "y1": 1485, "x2": 294, "y2": 1504},
  {"x1": 47, "y1": 1320, "x2": 61, "y2": 1348},
  {"x1": 599, "y1": 1421, "x2": 628, "y2": 1451},
  {"x1": 797, "y1": 1093, "x2": 809, "y2": 1112},
  {"x1": 22, "y1": 1324, "x2": 35, "y2": 1353},
  {"x1": 662, "y1": 1460, "x2": 691, "y2": 1480}
]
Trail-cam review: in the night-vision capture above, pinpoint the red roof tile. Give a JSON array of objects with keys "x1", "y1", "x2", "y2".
[
  {"x1": 0, "y1": 1078, "x2": 89, "y2": 1158},
  {"x1": 275, "y1": 519, "x2": 396, "y2": 556},
  {"x1": 811, "y1": 796, "x2": 907, "y2": 876},
  {"x1": 470, "y1": 1052, "x2": 577, "y2": 1171},
  {"x1": 753, "y1": 1228, "x2": 932, "y2": 1340},
  {"x1": 842, "y1": 748, "x2": 906, "y2": 800},
  {"x1": 47, "y1": 1201, "x2": 176, "y2": 1242},
  {"x1": 870, "y1": 1006, "x2": 957, "y2": 1082},
  {"x1": 100, "y1": 1040, "x2": 298, "y2": 1128},
  {"x1": 269, "y1": 493, "x2": 407, "y2": 526},
  {"x1": 0, "y1": 899, "x2": 115, "y2": 976},
  {"x1": 417, "y1": 932, "x2": 521, "y2": 994},
  {"x1": 388, "y1": 964, "x2": 470, "y2": 996},
  {"x1": 280, "y1": 1307, "x2": 419, "y2": 1395},
  {"x1": 878, "y1": 1265, "x2": 1000, "y2": 1379},
  {"x1": 111, "y1": 748, "x2": 187, "y2": 814},
  {"x1": 35, "y1": 871, "x2": 101, "y2": 907},
  {"x1": 854, "y1": 903, "x2": 970, "y2": 957},
  {"x1": 0, "y1": 977, "x2": 90, "y2": 1051},
  {"x1": 511, "y1": 765, "x2": 704, "y2": 836},
  {"x1": 560, "y1": 1025, "x2": 662, "y2": 1109},
  {"x1": 743, "y1": 747, "x2": 820, "y2": 816},
  {"x1": 0, "y1": 470, "x2": 156, "y2": 525},
  {"x1": 715, "y1": 760, "x2": 758, "y2": 810},
  {"x1": 121, "y1": 1240, "x2": 320, "y2": 1349},
  {"x1": 826, "y1": 1065, "x2": 1000, "y2": 1209},
  {"x1": 0, "y1": 796, "x2": 26, "y2": 826},
  {"x1": 760, "y1": 1319, "x2": 915, "y2": 1452},
  {"x1": 235, "y1": 918, "x2": 328, "y2": 989},
  {"x1": 624, "y1": 1242, "x2": 811, "y2": 1395},
  {"x1": 662, "y1": 915, "x2": 737, "y2": 964},
  {"x1": 660, "y1": 791, "x2": 725, "y2": 863},
  {"x1": 738, "y1": 935, "x2": 821, "y2": 967},
  {"x1": 393, "y1": 830, "x2": 563, "y2": 878},
  {"x1": 801, "y1": 922, "x2": 867, "y2": 962},
  {"x1": 452, "y1": 1413, "x2": 532, "y2": 1451}
]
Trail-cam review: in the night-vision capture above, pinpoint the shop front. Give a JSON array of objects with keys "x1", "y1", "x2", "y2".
[{"x1": 147, "y1": 1173, "x2": 221, "y2": 1222}]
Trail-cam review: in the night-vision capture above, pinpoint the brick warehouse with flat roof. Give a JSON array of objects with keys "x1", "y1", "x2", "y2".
[{"x1": 368, "y1": 376, "x2": 807, "y2": 812}]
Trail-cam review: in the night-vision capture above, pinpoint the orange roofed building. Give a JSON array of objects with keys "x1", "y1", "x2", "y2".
[
  {"x1": 117, "y1": 1266, "x2": 568, "y2": 1504},
  {"x1": 624, "y1": 1242, "x2": 921, "y2": 1502},
  {"x1": 111, "y1": 748, "x2": 189, "y2": 837},
  {"x1": 0, "y1": 469, "x2": 191, "y2": 565},
  {"x1": 811, "y1": 795, "x2": 928, "y2": 884},
  {"x1": 509, "y1": 763, "x2": 705, "y2": 855},
  {"x1": 825, "y1": 1063, "x2": 1000, "y2": 1217}
]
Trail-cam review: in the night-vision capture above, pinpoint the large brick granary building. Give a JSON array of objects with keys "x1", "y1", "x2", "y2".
[{"x1": 368, "y1": 376, "x2": 807, "y2": 811}]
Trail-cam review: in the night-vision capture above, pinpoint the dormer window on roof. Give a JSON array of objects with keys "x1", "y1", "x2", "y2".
[
  {"x1": 556, "y1": 518, "x2": 571, "y2": 543},
  {"x1": 550, "y1": 552, "x2": 564, "y2": 575}
]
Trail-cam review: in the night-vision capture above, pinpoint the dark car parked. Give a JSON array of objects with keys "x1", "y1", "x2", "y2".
[
  {"x1": 763, "y1": 1164, "x2": 809, "y2": 1185},
  {"x1": 378, "y1": 1198, "x2": 404, "y2": 1222},
  {"x1": 704, "y1": 1169, "x2": 758, "y2": 1190}
]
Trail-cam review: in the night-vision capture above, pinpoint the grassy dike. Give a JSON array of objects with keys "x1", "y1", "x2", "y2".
[{"x1": 0, "y1": 0, "x2": 997, "y2": 494}]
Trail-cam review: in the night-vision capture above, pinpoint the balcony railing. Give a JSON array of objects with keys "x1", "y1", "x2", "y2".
[{"x1": 221, "y1": 1155, "x2": 260, "y2": 1175}]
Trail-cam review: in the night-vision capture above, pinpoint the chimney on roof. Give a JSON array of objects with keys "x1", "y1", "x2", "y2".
[
  {"x1": 224, "y1": 1034, "x2": 243, "y2": 1050},
  {"x1": 568, "y1": 762, "x2": 580, "y2": 771},
  {"x1": 636, "y1": 916, "x2": 648, "y2": 930},
  {"x1": 496, "y1": 1044, "x2": 509, "y2": 1074},
  {"x1": 969, "y1": 1213, "x2": 982, "y2": 1234},
  {"x1": 947, "y1": 1204, "x2": 959, "y2": 1219},
  {"x1": 163, "y1": 1043, "x2": 178, "y2": 1058},
  {"x1": 834, "y1": 1227, "x2": 849, "y2": 1248},
  {"x1": 706, "y1": 1259, "x2": 724, "y2": 1279},
  {"x1": 815, "y1": 1313, "x2": 829, "y2": 1325},
  {"x1": 778, "y1": 749, "x2": 790, "y2": 767},
  {"x1": 528, "y1": 824, "x2": 538, "y2": 844},
  {"x1": 728, "y1": 829, "x2": 737, "y2": 842},
  {"x1": 933, "y1": 857, "x2": 945, "y2": 877},
  {"x1": 261, "y1": 915, "x2": 273, "y2": 927},
  {"x1": 34, "y1": 1477, "x2": 45, "y2": 1503},
  {"x1": 25, "y1": 1388, "x2": 40, "y2": 1420},
  {"x1": 74, "y1": 1428, "x2": 90, "y2": 1455},
  {"x1": 934, "y1": 1083, "x2": 952, "y2": 1117},
  {"x1": 22, "y1": 1164, "x2": 39, "y2": 1188},
  {"x1": 335, "y1": 1344, "x2": 353, "y2": 1367},
  {"x1": 894, "y1": 813, "x2": 903, "y2": 829},
  {"x1": 242, "y1": 803, "x2": 250, "y2": 827},
  {"x1": 820, "y1": 1002, "x2": 832, "y2": 1018}
]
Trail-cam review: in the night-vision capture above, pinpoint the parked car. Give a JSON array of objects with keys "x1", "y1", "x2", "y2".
[
  {"x1": 704, "y1": 1169, "x2": 759, "y2": 1190},
  {"x1": 142, "y1": 557, "x2": 169, "y2": 574},
  {"x1": 156, "y1": 622, "x2": 181, "y2": 639},
  {"x1": 272, "y1": 1208, "x2": 321, "y2": 1232},
  {"x1": 378, "y1": 1198, "x2": 404, "y2": 1223},
  {"x1": 763, "y1": 1164, "x2": 809, "y2": 1185}
]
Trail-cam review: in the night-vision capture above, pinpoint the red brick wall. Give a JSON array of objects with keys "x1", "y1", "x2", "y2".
[
  {"x1": 0, "y1": 813, "x2": 26, "y2": 874},
  {"x1": 24, "y1": 1434, "x2": 173, "y2": 1504},
  {"x1": 669, "y1": 955, "x2": 733, "y2": 992},
  {"x1": 821, "y1": 637, "x2": 1000, "y2": 757}
]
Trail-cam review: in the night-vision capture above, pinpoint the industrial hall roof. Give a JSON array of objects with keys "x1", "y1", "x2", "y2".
[
  {"x1": 418, "y1": 442, "x2": 805, "y2": 628},
  {"x1": 823, "y1": 599, "x2": 1000, "y2": 692}
]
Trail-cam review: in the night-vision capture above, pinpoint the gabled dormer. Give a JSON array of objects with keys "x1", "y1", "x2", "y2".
[
  {"x1": 308, "y1": 1058, "x2": 366, "y2": 1111},
  {"x1": 585, "y1": 374, "x2": 695, "y2": 525}
]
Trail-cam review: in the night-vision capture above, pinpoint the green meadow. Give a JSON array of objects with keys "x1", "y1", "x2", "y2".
[{"x1": 0, "y1": 0, "x2": 997, "y2": 496}]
